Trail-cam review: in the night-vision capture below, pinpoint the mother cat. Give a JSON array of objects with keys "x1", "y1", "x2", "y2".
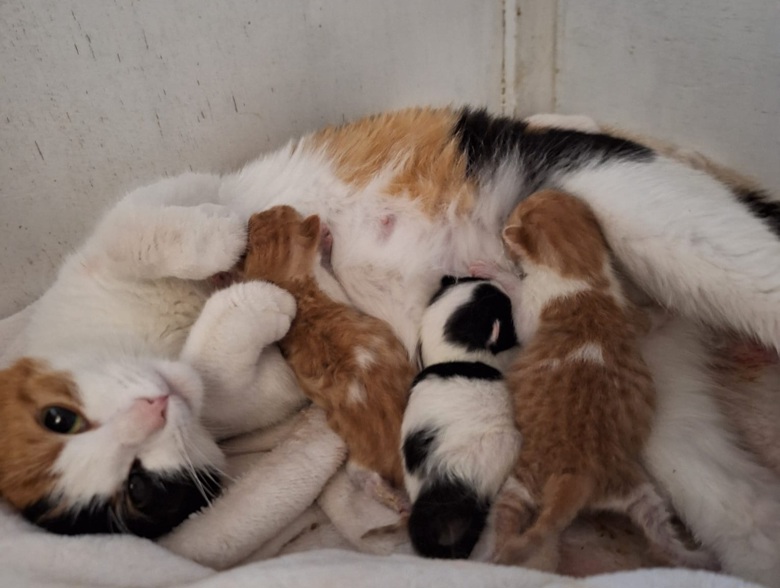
[{"x1": 2, "y1": 106, "x2": 780, "y2": 586}]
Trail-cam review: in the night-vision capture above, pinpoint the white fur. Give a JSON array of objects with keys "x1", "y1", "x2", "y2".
[
  {"x1": 641, "y1": 317, "x2": 780, "y2": 587},
  {"x1": 403, "y1": 281, "x2": 520, "y2": 504},
  {"x1": 559, "y1": 158, "x2": 780, "y2": 352},
  {"x1": 566, "y1": 342, "x2": 605, "y2": 364},
  {"x1": 402, "y1": 376, "x2": 520, "y2": 503}
]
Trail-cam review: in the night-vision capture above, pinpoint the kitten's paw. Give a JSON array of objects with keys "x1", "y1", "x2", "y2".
[{"x1": 176, "y1": 205, "x2": 247, "y2": 280}]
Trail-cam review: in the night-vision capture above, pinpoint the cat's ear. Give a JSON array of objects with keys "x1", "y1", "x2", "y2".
[{"x1": 299, "y1": 215, "x2": 321, "y2": 245}]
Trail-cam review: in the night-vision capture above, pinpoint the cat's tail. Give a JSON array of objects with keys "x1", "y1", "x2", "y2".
[
  {"x1": 407, "y1": 477, "x2": 489, "y2": 559},
  {"x1": 495, "y1": 473, "x2": 594, "y2": 570}
]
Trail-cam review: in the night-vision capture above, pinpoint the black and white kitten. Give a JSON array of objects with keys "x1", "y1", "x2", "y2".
[{"x1": 401, "y1": 276, "x2": 521, "y2": 558}]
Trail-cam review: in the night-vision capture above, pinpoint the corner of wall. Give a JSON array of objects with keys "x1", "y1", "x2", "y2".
[{"x1": 506, "y1": 0, "x2": 558, "y2": 117}]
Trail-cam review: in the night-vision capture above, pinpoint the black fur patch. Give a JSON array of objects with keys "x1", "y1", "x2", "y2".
[
  {"x1": 428, "y1": 275, "x2": 483, "y2": 306},
  {"x1": 734, "y1": 187, "x2": 780, "y2": 237},
  {"x1": 403, "y1": 428, "x2": 438, "y2": 474},
  {"x1": 408, "y1": 477, "x2": 490, "y2": 559},
  {"x1": 23, "y1": 464, "x2": 221, "y2": 538},
  {"x1": 453, "y1": 107, "x2": 655, "y2": 193},
  {"x1": 443, "y1": 282, "x2": 518, "y2": 354},
  {"x1": 412, "y1": 361, "x2": 503, "y2": 387}
]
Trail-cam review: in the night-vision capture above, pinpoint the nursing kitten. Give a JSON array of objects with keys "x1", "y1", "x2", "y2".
[
  {"x1": 0, "y1": 175, "x2": 305, "y2": 537},
  {"x1": 475, "y1": 190, "x2": 714, "y2": 571},
  {"x1": 402, "y1": 276, "x2": 521, "y2": 559},
  {"x1": 234, "y1": 205, "x2": 415, "y2": 509}
]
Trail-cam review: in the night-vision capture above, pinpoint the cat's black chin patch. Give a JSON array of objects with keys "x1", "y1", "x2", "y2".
[{"x1": 22, "y1": 466, "x2": 222, "y2": 538}]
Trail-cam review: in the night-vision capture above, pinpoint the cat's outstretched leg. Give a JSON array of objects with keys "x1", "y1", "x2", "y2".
[
  {"x1": 558, "y1": 160, "x2": 780, "y2": 352},
  {"x1": 83, "y1": 174, "x2": 247, "y2": 282},
  {"x1": 641, "y1": 318, "x2": 780, "y2": 586},
  {"x1": 612, "y1": 481, "x2": 719, "y2": 570},
  {"x1": 182, "y1": 281, "x2": 307, "y2": 438}
]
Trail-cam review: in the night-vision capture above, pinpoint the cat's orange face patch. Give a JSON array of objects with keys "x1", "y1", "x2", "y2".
[
  {"x1": 0, "y1": 358, "x2": 82, "y2": 510},
  {"x1": 503, "y1": 190, "x2": 608, "y2": 280}
]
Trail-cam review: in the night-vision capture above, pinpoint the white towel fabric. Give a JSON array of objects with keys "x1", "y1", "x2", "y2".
[{"x1": 0, "y1": 307, "x2": 758, "y2": 588}]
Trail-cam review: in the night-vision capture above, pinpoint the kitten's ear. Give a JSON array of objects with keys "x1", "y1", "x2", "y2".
[
  {"x1": 502, "y1": 224, "x2": 535, "y2": 258},
  {"x1": 299, "y1": 215, "x2": 321, "y2": 245}
]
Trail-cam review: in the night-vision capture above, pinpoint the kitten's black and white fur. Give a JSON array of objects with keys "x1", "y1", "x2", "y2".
[{"x1": 401, "y1": 276, "x2": 521, "y2": 558}]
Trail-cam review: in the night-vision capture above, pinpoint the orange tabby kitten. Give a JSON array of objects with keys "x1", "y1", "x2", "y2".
[
  {"x1": 235, "y1": 205, "x2": 415, "y2": 509},
  {"x1": 475, "y1": 190, "x2": 714, "y2": 571}
]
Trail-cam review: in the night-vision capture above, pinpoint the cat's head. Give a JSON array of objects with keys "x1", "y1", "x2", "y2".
[
  {"x1": 418, "y1": 276, "x2": 518, "y2": 368},
  {"x1": 0, "y1": 356, "x2": 223, "y2": 538},
  {"x1": 502, "y1": 190, "x2": 608, "y2": 280},
  {"x1": 239, "y1": 205, "x2": 324, "y2": 285}
]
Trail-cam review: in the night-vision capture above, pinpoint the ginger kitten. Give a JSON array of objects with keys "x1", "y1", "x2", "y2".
[
  {"x1": 235, "y1": 205, "x2": 415, "y2": 509},
  {"x1": 474, "y1": 190, "x2": 715, "y2": 571}
]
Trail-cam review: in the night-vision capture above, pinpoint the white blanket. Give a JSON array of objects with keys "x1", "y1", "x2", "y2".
[{"x1": 0, "y1": 307, "x2": 759, "y2": 587}]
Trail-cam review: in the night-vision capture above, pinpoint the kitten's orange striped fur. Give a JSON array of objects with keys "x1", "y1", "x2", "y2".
[
  {"x1": 236, "y1": 205, "x2": 415, "y2": 500},
  {"x1": 490, "y1": 191, "x2": 713, "y2": 571}
]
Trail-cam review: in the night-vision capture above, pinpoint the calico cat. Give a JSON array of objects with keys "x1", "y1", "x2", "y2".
[
  {"x1": 6, "y1": 106, "x2": 780, "y2": 585},
  {"x1": 233, "y1": 205, "x2": 415, "y2": 509},
  {"x1": 402, "y1": 276, "x2": 521, "y2": 559},
  {"x1": 475, "y1": 190, "x2": 714, "y2": 571},
  {"x1": 0, "y1": 175, "x2": 305, "y2": 537}
]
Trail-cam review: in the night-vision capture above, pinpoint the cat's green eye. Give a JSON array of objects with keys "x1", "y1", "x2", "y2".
[{"x1": 40, "y1": 406, "x2": 88, "y2": 435}]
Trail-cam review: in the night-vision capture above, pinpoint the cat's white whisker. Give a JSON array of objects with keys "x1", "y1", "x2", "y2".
[{"x1": 174, "y1": 426, "x2": 216, "y2": 508}]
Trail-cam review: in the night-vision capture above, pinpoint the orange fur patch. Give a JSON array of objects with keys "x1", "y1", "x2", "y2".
[
  {"x1": 0, "y1": 358, "x2": 81, "y2": 509},
  {"x1": 238, "y1": 206, "x2": 414, "y2": 488},
  {"x1": 503, "y1": 190, "x2": 610, "y2": 282},
  {"x1": 305, "y1": 107, "x2": 475, "y2": 218}
]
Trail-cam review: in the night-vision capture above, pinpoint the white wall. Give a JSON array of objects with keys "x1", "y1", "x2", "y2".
[
  {"x1": 0, "y1": 0, "x2": 504, "y2": 318},
  {"x1": 552, "y1": 0, "x2": 780, "y2": 194},
  {"x1": 3, "y1": 1, "x2": 779, "y2": 318}
]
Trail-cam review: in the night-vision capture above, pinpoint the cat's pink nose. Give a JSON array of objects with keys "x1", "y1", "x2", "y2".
[{"x1": 137, "y1": 395, "x2": 168, "y2": 431}]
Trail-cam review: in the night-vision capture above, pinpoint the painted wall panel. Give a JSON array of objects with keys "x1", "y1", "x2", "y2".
[
  {"x1": 0, "y1": 1, "x2": 503, "y2": 317},
  {"x1": 555, "y1": 0, "x2": 780, "y2": 194}
]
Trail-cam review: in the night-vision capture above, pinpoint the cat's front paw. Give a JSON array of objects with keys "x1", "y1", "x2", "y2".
[
  {"x1": 220, "y1": 280, "x2": 297, "y2": 342},
  {"x1": 177, "y1": 204, "x2": 247, "y2": 280}
]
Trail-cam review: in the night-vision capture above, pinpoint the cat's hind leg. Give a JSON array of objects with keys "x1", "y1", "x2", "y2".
[
  {"x1": 560, "y1": 159, "x2": 780, "y2": 351},
  {"x1": 602, "y1": 481, "x2": 719, "y2": 570}
]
